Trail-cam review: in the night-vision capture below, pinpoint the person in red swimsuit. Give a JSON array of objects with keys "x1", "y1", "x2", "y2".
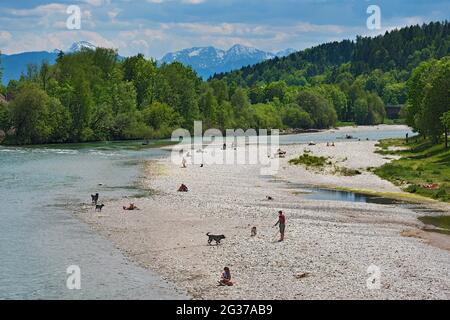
[{"x1": 274, "y1": 210, "x2": 286, "y2": 242}]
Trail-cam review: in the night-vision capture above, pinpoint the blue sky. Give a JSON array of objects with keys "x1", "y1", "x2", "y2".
[{"x1": 0, "y1": 0, "x2": 449, "y2": 58}]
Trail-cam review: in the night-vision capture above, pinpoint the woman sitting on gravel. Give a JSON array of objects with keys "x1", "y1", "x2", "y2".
[{"x1": 218, "y1": 267, "x2": 233, "y2": 286}]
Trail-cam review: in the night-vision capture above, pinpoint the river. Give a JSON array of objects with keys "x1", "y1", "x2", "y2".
[{"x1": 0, "y1": 126, "x2": 415, "y2": 299}]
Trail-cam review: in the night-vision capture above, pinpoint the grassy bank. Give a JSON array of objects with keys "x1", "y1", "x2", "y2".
[
  {"x1": 289, "y1": 152, "x2": 329, "y2": 167},
  {"x1": 374, "y1": 138, "x2": 450, "y2": 202},
  {"x1": 289, "y1": 151, "x2": 361, "y2": 176}
]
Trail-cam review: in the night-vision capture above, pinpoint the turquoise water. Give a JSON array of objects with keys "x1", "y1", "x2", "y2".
[
  {"x1": 0, "y1": 142, "x2": 186, "y2": 300},
  {"x1": 0, "y1": 127, "x2": 414, "y2": 299}
]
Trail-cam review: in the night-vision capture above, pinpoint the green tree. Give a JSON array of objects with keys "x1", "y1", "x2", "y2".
[
  {"x1": 316, "y1": 85, "x2": 348, "y2": 121},
  {"x1": 264, "y1": 81, "x2": 288, "y2": 103},
  {"x1": 0, "y1": 102, "x2": 10, "y2": 132},
  {"x1": 406, "y1": 58, "x2": 450, "y2": 142},
  {"x1": 198, "y1": 87, "x2": 218, "y2": 128},
  {"x1": 142, "y1": 102, "x2": 182, "y2": 136},
  {"x1": 89, "y1": 103, "x2": 114, "y2": 141},
  {"x1": 383, "y1": 82, "x2": 407, "y2": 105},
  {"x1": 209, "y1": 79, "x2": 229, "y2": 104},
  {"x1": 296, "y1": 90, "x2": 337, "y2": 128},
  {"x1": 47, "y1": 97, "x2": 72, "y2": 143},
  {"x1": 353, "y1": 97, "x2": 369, "y2": 125},
  {"x1": 230, "y1": 87, "x2": 250, "y2": 115},
  {"x1": 111, "y1": 80, "x2": 138, "y2": 114},
  {"x1": 39, "y1": 61, "x2": 51, "y2": 91},
  {"x1": 252, "y1": 103, "x2": 283, "y2": 129},
  {"x1": 281, "y1": 103, "x2": 313, "y2": 129},
  {"x1": 69, "y1": 75, "x2": 93, "y2": 142},
  {"x1": 441, "y1": 111, "x2": 450, "y2": 148},
  {"x1": 216, "y1": 101, "x2": 235, "y2": 131},
  {"x1": 9, "y1": 84, "x2": 53, "y2": 144},
  {"x1": 158, "y1": 62, "x2": 201, "y2": 128},
  {"x1": 365, "y1": 93, "x2": 385, "y2": 124},
  {"x1": 422, "y1": 59, "x2": 450, "y2": 142},
  {"x1": 122, "y1": 54, "x2": 157, "y2": 108}
]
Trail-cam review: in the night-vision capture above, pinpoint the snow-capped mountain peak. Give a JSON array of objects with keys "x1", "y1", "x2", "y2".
[
  {"x1": 159, "y1": 44, "x2": 294, "y2": 79},
  {"x1": 276, "y1": 48, "x2": 297, "y2": 57},
  {"x1": 227, "y1": 44, "x2": 256, "y2": 55},
  {"x1": 68, "y1": 41, "x2": 97, "y2": 53}
]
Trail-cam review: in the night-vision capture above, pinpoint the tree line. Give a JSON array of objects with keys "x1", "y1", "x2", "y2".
[
  {"x1": 0, "y1": 49, "x2": 355, "y2": 145},
  {"x1": 0, "y1": 21, "x2": 448, "y2": 145}
]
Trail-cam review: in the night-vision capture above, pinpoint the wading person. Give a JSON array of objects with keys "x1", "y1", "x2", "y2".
[{"x1": 274, "y1": 210, "x2": 286, "y2": 242}]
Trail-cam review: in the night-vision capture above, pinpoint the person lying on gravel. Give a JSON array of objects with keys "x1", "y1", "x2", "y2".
[{"x1": 123, "y1": 203, "x2": 139, "y2": 211}]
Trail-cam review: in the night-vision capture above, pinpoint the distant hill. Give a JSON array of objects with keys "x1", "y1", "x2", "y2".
[
  {"x1": 213, "y1": 21, "x2": 450, "y2": 86},
  {"x1": 0, "y1": 51, "x2": 58, "y2": 85},
  {"x1": 0, "y1": 41, "x2": 99, "y2": 85},
  {"x1": 159, "y1": 44, "x2": 296, "y2": 79}
]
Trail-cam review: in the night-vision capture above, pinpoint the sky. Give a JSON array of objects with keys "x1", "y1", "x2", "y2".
[{"x1": 0, "y1": 0, "x2": 449, "y2": 59}]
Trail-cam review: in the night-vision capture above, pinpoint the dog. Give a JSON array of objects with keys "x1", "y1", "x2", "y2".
[
  {"x1": 95, "y1": 204, "x2": 105, "y2": 212},
  {"x1": 206, "y1": 232, "x2": 226, "y2": 245},
  {"x1": 251, "y1": 226, "x2": 257, "y2": 237},
  {"x1": 91, "y1": 193, "x2": 99, "y2": 205}
]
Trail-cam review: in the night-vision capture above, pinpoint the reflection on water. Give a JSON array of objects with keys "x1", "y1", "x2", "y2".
[{"x1": 289, "y1": 184, "x2": 402, "y2": 205}]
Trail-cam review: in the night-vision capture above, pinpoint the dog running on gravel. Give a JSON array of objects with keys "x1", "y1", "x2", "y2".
[{"x1": 206, "y1": 232, "x2": 226, "y2": 245}]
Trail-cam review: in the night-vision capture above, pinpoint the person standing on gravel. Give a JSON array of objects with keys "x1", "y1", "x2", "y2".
[{"x1": 274, "y1": 210, "x2": 286, "y2": 242}]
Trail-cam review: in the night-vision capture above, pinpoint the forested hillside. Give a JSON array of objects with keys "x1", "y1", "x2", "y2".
[
  {"x1": 211, "y1": 22, "x2": 449, "y2": 129},
  {"x1": 214, "y1": 22, "x2": 450, "y2": 86}
]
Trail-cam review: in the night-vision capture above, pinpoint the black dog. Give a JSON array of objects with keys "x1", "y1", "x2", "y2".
[
  {"x1": 95, "y1": 204, "x2": 105, "y2": 212},
  {"x1": 206, "y1": 232, "x2": 226, "y2": 245},
  {"x1": 91, "y1": 193, "x2": 99, "y2": 205}
]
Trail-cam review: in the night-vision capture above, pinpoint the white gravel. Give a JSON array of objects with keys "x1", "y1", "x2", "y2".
[{"x1": 79, "y1": 139, "x2": 450, "y2": 300}]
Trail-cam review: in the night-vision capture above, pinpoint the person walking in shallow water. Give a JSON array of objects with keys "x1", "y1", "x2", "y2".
[{"x1": 274, "y1": 210, "x2": 286, "y2": 242}]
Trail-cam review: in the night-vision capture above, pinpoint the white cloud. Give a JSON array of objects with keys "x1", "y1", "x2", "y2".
[
  {"x1": 4, "y1": 3, "x2": 66, "y2": 17},
  {"x1": 1, "y1": 30, "x2": 114, "y2": 54},
  {"x1": 0, "y1": 31, "x2": 12, "y2": 42},
  {"x1": 146, "y1": 0, "x2": 207, "y2": 4},
  {"x1": 82, "y1": 0, "x2": 111, "y2": 7}
]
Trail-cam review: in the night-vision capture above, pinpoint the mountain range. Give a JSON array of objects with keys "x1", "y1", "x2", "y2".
[
  {"x1": 0, "y1": 41, "x2": 296, "y2": 85},
  {"x1": 160, "y1": 45, "x2": 296, "y2": 79}
]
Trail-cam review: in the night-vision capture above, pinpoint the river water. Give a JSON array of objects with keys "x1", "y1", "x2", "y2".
[
  {"x1": 0, "y1": 142, "x2": 187, "y2": 299},
  {"x1": 0, "y1": 127, "x2": 415, "y2": 299}
]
